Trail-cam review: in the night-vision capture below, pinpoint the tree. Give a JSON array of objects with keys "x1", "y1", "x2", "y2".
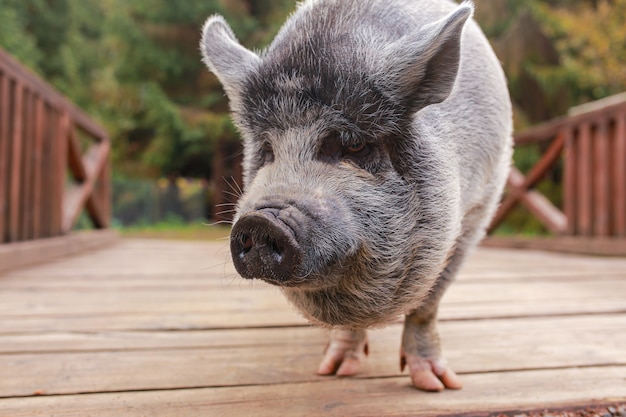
[
  {"x1": 0, "y1": 0, "x2": 297, "y2": 180},
  {"x1": 529, "y1": 0, "x2": 626, "y2": 106},
  {"x1": 475, "y1": 0, "x2": 626, "y2": 128}
]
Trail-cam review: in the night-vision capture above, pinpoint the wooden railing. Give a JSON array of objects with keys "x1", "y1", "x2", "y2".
[
  {"x1": 490, "y1": 93, "x2": 626, "y2": 238},
  {"x1": 0, "y1": 47, "x2": 111, "y2": 244}
]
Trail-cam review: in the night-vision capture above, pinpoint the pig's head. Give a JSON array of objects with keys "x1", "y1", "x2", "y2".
[{"x1": 201, "y1": 1, "x2": 472, "y2": 328}]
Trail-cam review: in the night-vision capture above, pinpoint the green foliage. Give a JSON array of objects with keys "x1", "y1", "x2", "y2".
[
  {"x1": 0, "y1": 0, "x2": 296, "y2": 180},
  {"x1": 529, "y1": 0, "x2": 626, "y2": 104},
  {"x1": 0, "y1": 1, "x2": 41, "y2": 69},
  {"x1": 2, "y1": 0, "x2": 624, "y2": 232},
  {"x1": 118, "y1": 221, "x2": 231, "y2": 241}
]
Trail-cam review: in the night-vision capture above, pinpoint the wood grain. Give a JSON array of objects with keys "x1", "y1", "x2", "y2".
[
  {"x1": 1, "y1": 367, "x2": 624, "y2": 417},
  {"x1": 0, "y1": 239, "x2": 624, "y2": 416}
]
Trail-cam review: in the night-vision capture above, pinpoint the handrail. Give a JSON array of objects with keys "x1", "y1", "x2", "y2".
[
  {"x1": 0, "y1": 47, "x2": 111, "y2": 243},
  {"x1": 490, "y1": 93, "x2": 626, "y2": 238}
]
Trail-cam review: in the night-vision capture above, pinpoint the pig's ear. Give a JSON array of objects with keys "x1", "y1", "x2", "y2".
[
  {"x1": 383, "y1": 2, "x2": 473, "y2": 112},
  {"x1": 200, "y1": 15, "x2": 260, "y2": 97}
]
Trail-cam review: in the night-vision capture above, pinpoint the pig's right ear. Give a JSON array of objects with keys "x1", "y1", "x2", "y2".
[
  {"x1": 381, "y1": 2, "x2": 473, "y2": 113},
  {"x1": 200, "y1": 16, "x2": 260, "y2": 98}
]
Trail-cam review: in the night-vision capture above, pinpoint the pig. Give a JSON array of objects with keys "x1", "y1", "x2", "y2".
[{"x1": 200, "y1": 0, "x2": 512, "y2": 391}]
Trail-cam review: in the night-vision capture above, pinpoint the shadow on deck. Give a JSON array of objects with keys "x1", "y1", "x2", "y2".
[{"x1": 0, "y1": 237, "x2": 624, "y2": 416}]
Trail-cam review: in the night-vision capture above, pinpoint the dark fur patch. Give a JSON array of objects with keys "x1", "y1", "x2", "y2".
[{"x1": 237, "y1": 1, "x2": 415, "y2": 142}]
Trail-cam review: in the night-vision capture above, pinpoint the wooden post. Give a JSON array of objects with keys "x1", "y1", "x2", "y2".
[
  {"x1": 0, "y1": 72, "x2": 9, "y2": 242},
  {"x1": 592, "y1": 120, "x2": 610, "y2": 237},
  {"x1": 99, "y1": 151, "x2": 112, "y2": 228},
  {"x1": 41, "y1": 106, "x2": 54, "y2": 238},
  {"x1": 576, "y1": 123, "x2": 592, "y2": 237},
  {"x1": 21, "y1": 89, "x2": 34, "y2": 241},
  {"x1": 53, "y1": 112, "x2": 70, "y2": 236},
  {"x1": 562, "y1": 126, "x2": 576, "y2": 235},
  {"x1": 32, "y1": 97, "x2": 45, "y2": 239},
  {"x1": 614, "y1": 113, "x2": 626, "y2": 237},
  {"x1": 9, "y1": 81, "x2": 23, "y2": 242}
]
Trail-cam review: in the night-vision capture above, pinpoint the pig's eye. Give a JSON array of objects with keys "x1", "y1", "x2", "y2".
[
  {"x1": 342, "y1": 142, "x2": 371, "y2": 158},
  {"x1": 345, "y1": 143, "x2": 366, "y2": 153}
]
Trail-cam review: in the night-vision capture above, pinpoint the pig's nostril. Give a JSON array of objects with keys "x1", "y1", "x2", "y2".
[
  {"x1": 269, "y1": 240, "x2": 283, "y2": 262},
  {"x1": 241, "y1": 235, "x2": 253, "y2": 253},
  {"x1": 230, "y1": 211, "x2": 304, "y2": 284}
]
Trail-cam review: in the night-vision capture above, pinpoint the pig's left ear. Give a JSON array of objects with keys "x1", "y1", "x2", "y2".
[
  {"x1": 200, "y1": 15, "x2": 260, "y2": 99},
  {"x1": 381, "y1": 2, "x2": 473, "y2": 112}
]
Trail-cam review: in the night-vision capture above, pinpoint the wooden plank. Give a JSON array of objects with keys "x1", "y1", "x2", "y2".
[
  {"x1": 62, "y1": 141, "x2": 110, "y2": 232},
  {"x1": 513, "y1": 93, "x2": 626, "y2": 146},
  {"x1": 514, "y1": 115, "x2": 567, "y2": 145},
  {"x1": 1, "y1": 315, "x2": 624, "y2": 397},
  {"x1": 0, "y1": 238, "x2": 624, "y2": 414},
  {"x1": 32, "y1": 97, "x2": 45, "y2": 239},
  {"x1": 1, "y1": 277, "x2": 625, "y2": 317},
  {"x1": 0, "y1": 72, "x2": 9, "y2": 242},
  {"x1": 1, "y1": 313, "x2": 623, "y2": 355},
  {"x1": 4, "y1": 240, "x2": 625, "y2": 283},
  {"x1": 52, "y1": 112, "x2": 70, "y2": 236},
  {"x1": 0, "y1": 310, "x2": 308, "y2": 334},
  {"x1": 490, "y1": 168, "x2": 567, "y2": 234},
  {"x1": 614, "y1": 113, "x2": 626, "y2": 236},
  {"x1": 593, "y1": 120, "x2": 610, "y2": 236},
  {"x1": 518, "y1": 186, "x2": 567, "y2": 234},
  {"x1": 576, "y1": 123, "x2": 593, "y2": 236},
  {"x1": 67, "y1": 126, "x2": 87, "y2": 181},
  {"x1": 568, "y1": 92, "x2": 626, "y2": 116},
  {"x1": 0, "y1": 286, "x2": 625, "y2": 334},
  {"x1": 4, "y1": 268, "x2": 626, "y2": 290},
  {"x1": 3, "y1": 240, "x2": 626, "y2": 285},
  {"x1": 482, "y1": 236, "x2": 626, "y2": 256},
  {"x1": 42, "y1": 108, "x2": 56, "y2": 238},
  {"x1": 563, "y1": 126, "x2": 577, "y2": 235},
  {"x1": 522, "y1": 130, "x2": 565, "y2": 190},
  {"x1": 20, "y1": 89, "x2": 34, "y2": 241},
  {"x1": 0, "y1": 230, "x2": 119, "y2": 275},
  {"x1": 99, "y1": 156, "x2": 112, "y2": 227},
  {"x1": 0, "y1": 366, "x2": 624, "y2": 417},
  {"x1": 84, "y1": 145, "x2": 111, "y2": 229},
  {"x1": 9, "y1": 81, "x2": 23, "y2": 242}
]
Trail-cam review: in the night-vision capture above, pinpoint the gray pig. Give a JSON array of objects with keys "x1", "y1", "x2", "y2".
[{"x1": 200, "y1": 0, "x2": 512, "y2": 391}]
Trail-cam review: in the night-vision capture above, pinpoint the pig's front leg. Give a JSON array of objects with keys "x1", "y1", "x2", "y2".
[
  {"x1": 400, "y1": 244, "x2": 470, "y2": 391},
  {"x1": 401, "y1": 310, "x2": 462, "y2": 391},
  {"x1": 317, "y1": 328, "x2": 368, "y2": 376}
]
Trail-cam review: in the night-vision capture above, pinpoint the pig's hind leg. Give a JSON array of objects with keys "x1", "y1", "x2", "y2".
[
  {"x1": 317, "y1": 328, "x2": 369, "y2": 376},
  {"x1": 400, "y1": 247, "x2": 468, "y2": 391}
]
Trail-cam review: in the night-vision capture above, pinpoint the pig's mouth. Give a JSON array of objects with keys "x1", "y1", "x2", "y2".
[{"x1": 230, "y1": 206, "x2": 308, "y2": 287}]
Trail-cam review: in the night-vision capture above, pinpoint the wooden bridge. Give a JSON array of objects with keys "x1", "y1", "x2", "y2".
[
  {"x1": 0, "y1": 237, "x2": 625, "y2": 416},
  {"x1": 1, "y1": 47, "x2": 625, "y2": 416}
]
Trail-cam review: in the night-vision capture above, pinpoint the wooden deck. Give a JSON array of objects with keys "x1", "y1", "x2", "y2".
[{"x1": 0, "y1": 238, "x2": 624, "y2": 416}]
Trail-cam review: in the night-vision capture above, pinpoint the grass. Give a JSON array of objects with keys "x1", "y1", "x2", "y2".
[{"x1": 117, "y1": 221, "x2": 231, "y2": 241}]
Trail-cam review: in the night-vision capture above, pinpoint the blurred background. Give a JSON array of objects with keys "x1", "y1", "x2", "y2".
[{"x1": 0, "y1": 0, "x2": 624, "y2": 239}]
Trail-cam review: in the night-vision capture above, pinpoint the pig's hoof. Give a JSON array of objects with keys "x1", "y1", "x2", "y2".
[
  {"x1": 317, "y1": 329, "x2": 368, "y2": 377},
  {"x1": 400, "y1": 351, "x2": 462, "y2": 392}
]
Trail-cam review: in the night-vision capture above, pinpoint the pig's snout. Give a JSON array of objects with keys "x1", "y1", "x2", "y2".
[{"x1": 230, "y1": 208, "x2": 305, "y2": 285}]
